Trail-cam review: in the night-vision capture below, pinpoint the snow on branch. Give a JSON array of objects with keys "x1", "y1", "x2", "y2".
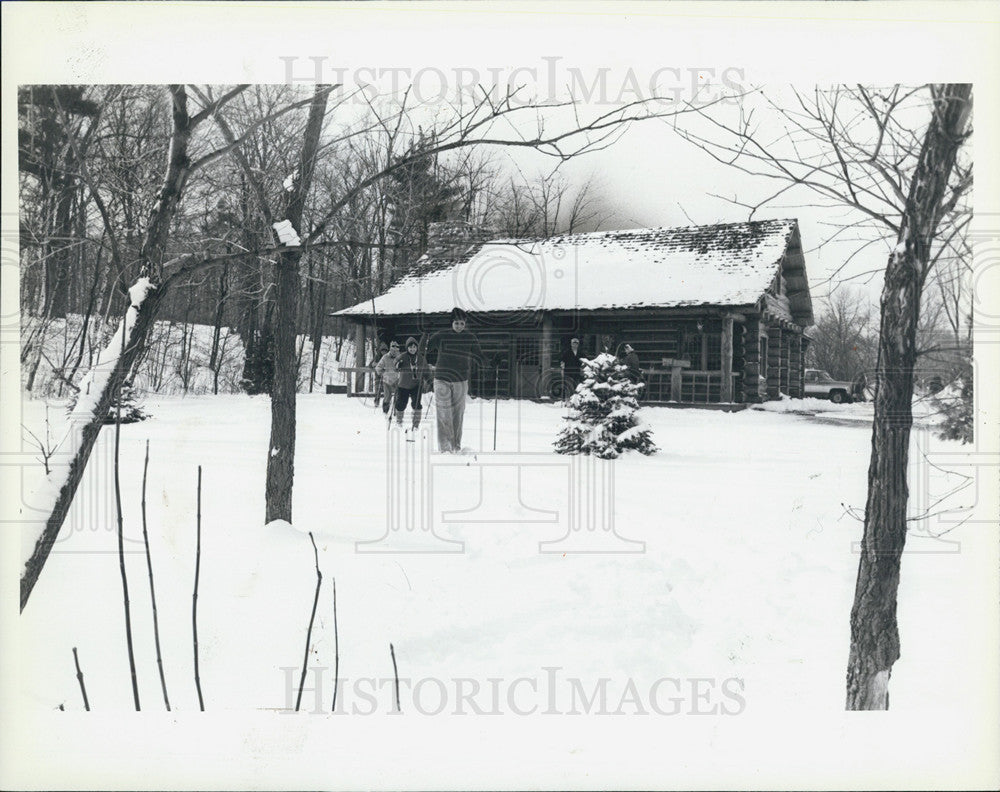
[{"x1": 272, "y1": 220, "x2": 301, "y2": 247}]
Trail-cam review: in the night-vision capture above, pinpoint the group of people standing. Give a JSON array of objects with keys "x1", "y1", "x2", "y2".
[
  {"x1": 372, "y1": 307, "x2": 485, "y2": 454},
  {"x1": 560, "y1": 336, "x2": 643, "y2": 390},
  {"x1": 372, "y1": 314, "x2": 644, "y2": 451},
  {"x1": 374, "y1": 336, "x2": 428, "y2": 428}
]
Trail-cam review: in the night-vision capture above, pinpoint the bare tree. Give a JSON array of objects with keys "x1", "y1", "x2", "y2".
[
  {"x1": 806, "y1": 288, "x2": 877, "y2": 380},
  {"x1": 672, "y1": 83, "x2": 973, "y2": 709},
  {"x1": 487, "y1": 170, "x2": 608, "y2": 238},
  {"x1": 265, "y1": 85, "x2": 331, "y2": 523}
]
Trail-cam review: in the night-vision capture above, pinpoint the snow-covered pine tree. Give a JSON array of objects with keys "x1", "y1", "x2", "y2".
[
  {"x1": 111, "y1": 380, "x2": 150, "y2": 424},
  {"x1": 554, "y1": 353, "x2": 657, "y2": 459},
  {"x1": 67, "y1": 379, "x2": 150, "y2": 425}
]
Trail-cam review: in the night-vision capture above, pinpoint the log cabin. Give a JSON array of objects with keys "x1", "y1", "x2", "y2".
[{"x1": 333, "y1": 218, "x2": 814, "y2": 405}]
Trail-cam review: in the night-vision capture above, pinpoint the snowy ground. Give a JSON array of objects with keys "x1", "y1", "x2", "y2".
[
  {"x1": 9, "y1": 391, "x2": 999, "y2": 786},
  {"x1": 750, "y1": 392, "x2": 944, "y2": 426}
]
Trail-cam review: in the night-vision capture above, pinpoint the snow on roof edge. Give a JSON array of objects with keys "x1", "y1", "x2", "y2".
[{"x1": 333, "y1": 219, "x2": 802, "y2": 318}]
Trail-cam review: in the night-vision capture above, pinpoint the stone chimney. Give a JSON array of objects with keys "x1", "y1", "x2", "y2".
[{"x1": 425, "y1": 220, "x2": 494, "y2": 259}]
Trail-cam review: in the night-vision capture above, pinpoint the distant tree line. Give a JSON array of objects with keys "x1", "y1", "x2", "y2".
[{"x1": 805, "y1": 284, "x2": 969, "y2": 390}]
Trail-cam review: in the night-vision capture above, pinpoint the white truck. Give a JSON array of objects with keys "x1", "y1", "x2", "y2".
[{"x1": 804, "y1": 368, "x2": 855, "y2": 403}]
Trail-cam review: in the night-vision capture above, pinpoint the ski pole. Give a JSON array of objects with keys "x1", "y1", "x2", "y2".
[
  {"x1": 386, "y1": 382, "x2": 399, "y2": 428},
  {"x1": 420, "y1": 392, "x2": 434, "y2": 427},
  {"x1": 493, "y1": 364, "x2": 499, "y2": 450},
  {"x1": 411, "y1": 367, "x2": 425, "y2": 430}
]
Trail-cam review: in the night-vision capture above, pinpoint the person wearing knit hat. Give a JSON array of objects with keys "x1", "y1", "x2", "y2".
[
  {"x1": 425, "y1": 308, "x2": 484, "y2": 452},
  {"x1": 392, "y1": 337, "x2": 431, "y2": 430},
  {"x1": 373, "y1": 340, "x2": 401, "y2": 415}
]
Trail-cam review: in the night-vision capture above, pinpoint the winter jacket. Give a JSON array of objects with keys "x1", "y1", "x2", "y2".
[
  {"x1": 425, "y1": 328, "x2": 484, "y2": 382},
  {"x1": 622, "y1": 351, "x2": 642, "y2": 382},
  {"x1": 395, "y1": 351, "x2": 430, "y2": 390},
  {"x1": 561, "y1": 347, "x2": 585, "y2": 375},
  {"x1": 375, "y1": 352, "x2": 401, "y2": 385}
]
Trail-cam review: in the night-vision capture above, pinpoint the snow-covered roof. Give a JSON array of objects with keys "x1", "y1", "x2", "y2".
[{"x1": 335, "y1": 219, "x2": 813, "y2": 325}]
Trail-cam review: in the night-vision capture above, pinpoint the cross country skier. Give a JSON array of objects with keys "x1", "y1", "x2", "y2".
[
  {"x1": 424, "y1": 307, "x2": 485, "y2": 453},
  {"x1": 374, "y1": 340, "x2": 401, "y2": 415},
  {"x1": 393, "y1": 337, "x2": 431, "y2": 432}
]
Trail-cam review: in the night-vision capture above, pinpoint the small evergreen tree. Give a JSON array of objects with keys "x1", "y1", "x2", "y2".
[
  {"x1": 110, "y1": 380, "x2": 150, "y2": 424},
  {"x1": 554, "y1": 353, "x2": 657, "y2": 459},
  {"x1": 66, "y1": 379, "x2": 150, "y2": 424}
]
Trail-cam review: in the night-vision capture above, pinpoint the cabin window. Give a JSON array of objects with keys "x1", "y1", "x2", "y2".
[
  {"x1": 681, "y1": 331, "x2": 702, "y2": 368},
  {"x1": 705, "y1": 333, "x2": 722, "y2": 371},
  {"x1": 515, "y1": 336, "x2": 540, "y2": 366},
  {"x1": 682, "y1": 329, "x2": 721, "y2": 371}
]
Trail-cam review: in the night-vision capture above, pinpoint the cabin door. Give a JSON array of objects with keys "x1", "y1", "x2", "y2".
[{"x1": 513, "y1": 335, "x2": 542, "y2": 398}]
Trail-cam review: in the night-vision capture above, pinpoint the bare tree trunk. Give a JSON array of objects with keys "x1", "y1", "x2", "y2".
[
  {"x1": 213, "y1": 331, "x2": 230, "y2": 396},
  {"x1": 25, "y1": 346, "x2": 44, "y2": 394},
  {"x1": 21, "y1": 86, "x2": 193, "y2": 610},
  {"x1": 265, "y1": 249, "x2": 301, "y2": 522},
  {"x1": 67, "y1": 244, "x2": 103, "y2": 384},
  {"x1": 178, "y1": 295, "x2": 194, "y2": 394},
  {"x1": 846, "y1": 83, "x2": 971, "y2": 710},
  {"x1": 208, "y1": 264, "x2": 229, "y2": 392},
  {"x1": 21, "y1": 286, "x2": 166, "y2": 610},
  {"x1": 265, "y1": 85, "x2": 330, "y2": 524},
  {"x1": 44, "y1": 176, "x2": 75, "y2": 319},
  {"x1": 354, "y1": 322, "x2": 367, "y2": 393},
  {"x1": 309, "y1": 281, "x2": 327, "y2": 392}
]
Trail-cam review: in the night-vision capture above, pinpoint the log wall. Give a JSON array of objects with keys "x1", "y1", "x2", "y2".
[
  {"x1": 766, "y1": 326, "x2": 782, "y2": 399},
  {"x1": 350, "y1": 310, "x2": 807, "y2": 403}
]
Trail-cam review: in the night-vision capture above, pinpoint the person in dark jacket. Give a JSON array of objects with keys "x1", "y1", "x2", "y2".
[
  {"x1": 560, "y1": 336, "x2": 585, "y2": 394},
  {"x1": 393, "y1": 337, "x2": 431, "y2": 428},
  {"x1": 424, "y1": 307, "x2": 484, "y2": 452},
  {"x1": 620, "y1": 343, "x2": 642, "y2": 383}
]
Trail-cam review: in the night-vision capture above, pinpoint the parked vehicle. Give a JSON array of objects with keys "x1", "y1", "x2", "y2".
[{"x1": 804, "y1": 368, "x2": 854, "y2": 403}]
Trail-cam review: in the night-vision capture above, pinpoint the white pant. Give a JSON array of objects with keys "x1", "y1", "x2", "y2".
[{"x1": 433, "y1": 379, "x2": 469, "y2": 452}]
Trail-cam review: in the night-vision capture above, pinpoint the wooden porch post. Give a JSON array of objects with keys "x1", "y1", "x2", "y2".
[
  {"x1": 541, "y1": 313, "x2": 553, "y2": 398},
  {"x1": 354, "y1": 321, "x2": 367, "y2": 393},
  {"x1": 721, "y1": 316, "x2": 734, "y2": 403}
]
